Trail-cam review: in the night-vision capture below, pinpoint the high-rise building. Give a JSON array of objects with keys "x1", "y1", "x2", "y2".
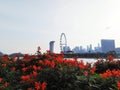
[
  {"x1": 63, "y1": 46, "x2": 71, "y2": 53},
  {"x1": 86, "y1": 44, "x2": 94, "y2": 53},
  {"x1": 49, "y1": 41, "x2": 55, "y2": 52},
  {"x1": 101, "y1": 39, "x2": 115, "y2": 53},
  {"x1": 94, "y1": 43, "x2": 102, "y2": 53},
  {"x1": 73, "y1": 46, "x2": 80, "y2": 53}
]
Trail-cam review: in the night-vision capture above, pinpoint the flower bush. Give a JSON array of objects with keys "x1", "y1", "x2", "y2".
[
  {"x1": 94, "y1": 55, "x2": 120, "y2": 73},
  {"x1": 0, "y1": 50, "x2": 120, "y2": 90}
]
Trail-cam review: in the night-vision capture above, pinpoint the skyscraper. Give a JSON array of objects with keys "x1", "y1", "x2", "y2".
[
  {"x1": 49, "y1": 41, "x2": 55, "y2": 52},
  {"x1": 101, "y1": 39, "x2": 115, "y2": 53}
]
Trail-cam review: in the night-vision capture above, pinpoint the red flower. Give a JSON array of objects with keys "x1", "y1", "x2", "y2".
[
  {"x1": 2, "y1": 55, "x2": 9, "y2": 62},
  {"x1": 2, "y1": 82, "x2": 9, "y2": 88},
  {"x1": 39, "y1": 60, "x2": 44, "y2": 65},
  {"x1": 79, "y1": 60, "x2": 85, "y2": 69},
  {"x1": 107, "y1": 55, "x2": 114, "y2": 61},
  {"x1": 35, "y1": 82, "x2": 41, "y2": 90},
  {"x1": 90, "y1": 66, "x2": 96, "y2": 74},
  {"x1": 44, "y1": 60, "x2": 51, "y2": 66},
  {"x1": 11, "y1": 67, "x2": 16, "y2": 71},
  {"x1": 56, "y1": 57, "x2": 63, "y2": 63},
  {"x1": 1, "y1": 64, "x2": 6, "y2": 67},
  {"x1": 33, "y1": 71, "x2": 38, "y2": 77},
  {"x1": 100, "y1": 73, "x2": 108, "y2": 78},
  {"x1": 41, "y1": 82, "x2": 47, "y2": 90},
  {"x1": 34, "y1": 82, "x2": 47, "y2": 90},
  {"x1": 50, "y1": 61, "x2": 55, "y2": 68},
  {"x1": 117, "y1": 81, "x2": 120, "y2": 90},
  {"x1": 37, "y1": 66, "x2": 42, "y2": 71},
  {"x1": 84, "y1": 71, "x2": 88, "y2": 76},
  {"x1": 100, "y1": 69, "x2": 112, "y2": 78},
  {"x1": 21, "y1": 75, "x2": 30, "y2": 81},
  {"x1": 112, "y1": 69, "x2": 120, "y2": 77},
  {"x1": 33, "y1": 65, "x2": 37, "y2": 71},
  {"x1": 22, "y1": 67, "x2": 27, "y2": 72},
  {"x1": 0, "y1": 77, "x2": 2, "y2": 83},
  {"x1": 27, "y1": 87, "x2": 33, "y2": 90}
]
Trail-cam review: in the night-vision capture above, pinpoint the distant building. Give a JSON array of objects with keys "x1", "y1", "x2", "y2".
[
  {"x1": 49, "y1": 41, "x2": 55, "y2": 52},
  {"x1": 94, "y1": 43, "x2": 102, "y2": 53},
  {"x1": 79, "y1": 46, "x2": 86, "y2": 53},
  {"x1": 63, "y1": 46, "x2": 71, "y2": 53},
  {"x1": 73, "y1": 46, "x2": 80, "y2": 53},
  {"x1": 87, "y1": 44, "x2": 93, "y2": 53},
  {"x1": 115, "y1": 47, "x2": 120, "y2": 54},
  {"x1": 0, "y1": 51, "x2": 3, "y2": 56},
  {"x1": 101, "y1": 39, "x2": 115, "y2": 53}
]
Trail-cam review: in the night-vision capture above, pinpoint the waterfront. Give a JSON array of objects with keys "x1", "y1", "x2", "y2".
[
  {"x1": 65, "y1": 58, "x2": 98, "y2": 64},
  {"x1": 77, "y1": 58, "x2": 98, "y2": 63},
  {"x1": 65, "y1": 58, "x2": 120, "y2": 64}
]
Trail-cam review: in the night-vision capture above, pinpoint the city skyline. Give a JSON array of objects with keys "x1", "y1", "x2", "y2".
[
  {"x1": 1, "y1": 0, "x2": 120, "y2": 54},
  {"x1": 63, "y1": 39, "x2": 117, "y2": 54}
]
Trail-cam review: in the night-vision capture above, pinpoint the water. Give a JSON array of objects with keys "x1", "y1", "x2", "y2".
[
  {"x1": 65, "y1": 58, "x2": 98, "y2": 64},
  {"x1": 77, "y1": 58, "x2": 98, "y2": 63},
  {"x1": 66, "y1": 58, "x2": 120, "y2": 64}
]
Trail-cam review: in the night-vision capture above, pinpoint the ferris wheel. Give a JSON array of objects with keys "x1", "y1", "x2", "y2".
[{"x1": 60, "y1": 33, "x2": 67, "y2": 52}]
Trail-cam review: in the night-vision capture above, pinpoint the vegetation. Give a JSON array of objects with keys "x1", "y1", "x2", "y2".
[{"x1": 0, "y1": 49, "x2": 120, "y2": 90}]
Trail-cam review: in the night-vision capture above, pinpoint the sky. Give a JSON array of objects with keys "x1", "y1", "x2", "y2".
[{"x1": 0, "y1": 0, "x2": 120, "y2": 54}]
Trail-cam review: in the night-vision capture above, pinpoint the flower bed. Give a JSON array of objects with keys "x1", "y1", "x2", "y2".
[{"x1": 0, "y1": 51, "x2": 120, "y2": 90}]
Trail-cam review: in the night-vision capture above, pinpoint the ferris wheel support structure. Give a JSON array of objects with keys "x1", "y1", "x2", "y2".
[{"x1": 60, "y1": 33, "x2": 67, "y2": 52}]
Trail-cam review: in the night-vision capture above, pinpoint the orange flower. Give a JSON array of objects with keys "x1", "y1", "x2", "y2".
[
  {"x1": 37, "y1": 66, "x2": 42, "y2": 71},
  {"x1": 56, "y1": 57, "x2": 63, "y2": 63},
  {"x1": 112, "y1": 69, "x2": 120, "y2": 77},
  {"x1": 35, "y1": 82, "x2": 41, "y2": 90},
  {"x1": 100, "y1": 69, "x2": 112, "y2": 78},
  {"x1": 50, "y1": 61, "x2": 55, "y2": 68},
  {"x1": 27, "y1": 87, "x2": 33, "y2": 90},
  {"x1": 84, "y1": 71, "x2": 88, "y2": 76},
  {"x1": 2, "y1": 82, "x2": 9, "y2": 88},
  {"x1": 39, "y1": 60, "x2": 44, "y2": 65},
  {"x1": 22, "y1": 67, "x2": 27, "y2": 72},
  {"x1": 90, "y1": 66, "x2": 96, "y2": 74},
  {"x1": 21, "y1": 75, "x2": 30, "y2": 81},
  {"x1": 1, "y1": 64, "x2": 6, "y2": 67},
  {"x1": 33, "y1": 71, "x2": 38, "y2": 77},
  {"x1": 41, "y1": 82, "x2": 47, "y2": 90},
  {"x1": 33, "y1": 65, "x2": 37, "y2": 71},
  {"x1": 11, "y1": 67, "x2": 16, "y2": 71},
  {"x1": 0, "y1": 78, "x2": 2, "y2": 83},
  {"x1": 107, "y1": 55, "x2": 114, "y2": 61},
  {"x1": 79, "y1": 60, "x2": 85, "y2": 69},
  {"x1": 106, "y1": 69, "x2": 112, "y2": 77},
  {"x1": 44, "y1": 60, "x2": 51, "y2": 66},
  {"x1": 100, "y1": 73, "x2": 108, "y2": 78},
  {"x1": 34, "y1": 82, "x2": 47, "y2": 90},
  {"x1": 2, "y1": 55, "x2": 9, "y2": 62},
  {"x1": 117, "y1": 81, "x2": 120, "y2": 90}
]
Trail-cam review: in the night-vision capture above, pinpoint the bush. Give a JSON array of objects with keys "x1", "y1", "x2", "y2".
[
  {"x1": 0, "y1": 52, "x2": 120, "y2": 90},
  {"x1": 94, "y1": 55, "x2": 120, "y2": 73}
]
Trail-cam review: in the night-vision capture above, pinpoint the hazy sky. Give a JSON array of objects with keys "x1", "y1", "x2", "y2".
[{"x1": 0, "y1": 0, "x2": 120, "y2": 54}]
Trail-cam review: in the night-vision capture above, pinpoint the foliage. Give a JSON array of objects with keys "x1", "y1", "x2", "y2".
[
  {"x1": 0, "y1": 51, "x2": 120, "y2": 90},
  {"x1": 94, "y1": 55, "x2": 120, "y2": 73}
]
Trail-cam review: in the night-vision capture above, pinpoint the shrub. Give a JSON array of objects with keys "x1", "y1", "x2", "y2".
[
  {"x1": 94, "y1": 55, "x2": 120, "y2": 73},
  {"x1": 0, "y1": 52, "x2": 120, "y2": 90}
]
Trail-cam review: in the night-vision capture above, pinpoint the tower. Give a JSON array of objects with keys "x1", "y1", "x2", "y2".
[{"x1": 49, "y1": 41, "x2": 55, "y2": 52}]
